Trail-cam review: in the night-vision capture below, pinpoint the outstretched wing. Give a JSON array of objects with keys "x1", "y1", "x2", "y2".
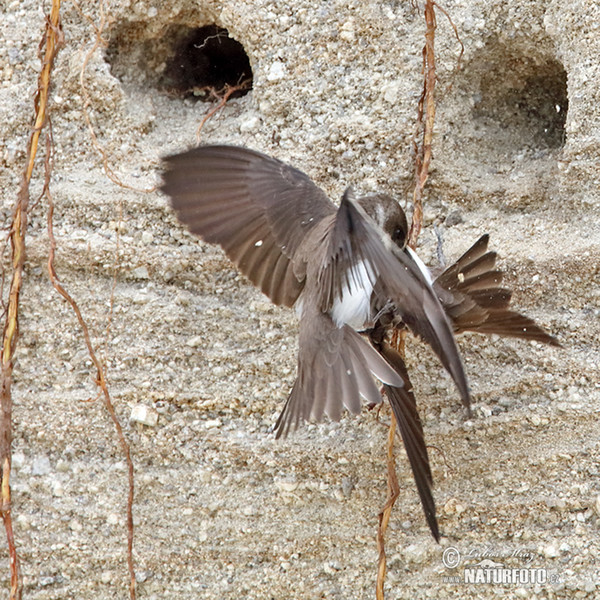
[
  {"x1": 161, "y1": 145, "x2": 336, "y2": 307},
  {"x1": 434, "y1": 235, "x2": 560, "y2": 346}
]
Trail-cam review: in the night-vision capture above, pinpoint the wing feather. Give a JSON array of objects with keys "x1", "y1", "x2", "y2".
[{"x1": 162, "y1": 145, "x2": 336, "y2": 307}]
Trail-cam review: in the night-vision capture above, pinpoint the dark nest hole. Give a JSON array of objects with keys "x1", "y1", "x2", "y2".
[
  {"x1": 161, "y1": 25, "x2": 253, "y2": 99},
  {"x1": 473, "y1": 53, "x2": 568, "y2": 152},
  {"x1": 106, "y1": 23, "x2": 253, "y2": 101}
]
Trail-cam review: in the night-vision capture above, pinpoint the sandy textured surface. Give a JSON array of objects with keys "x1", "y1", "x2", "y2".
[{"x1": 1, "y1": 0, "x2": 599, "y2": 598}]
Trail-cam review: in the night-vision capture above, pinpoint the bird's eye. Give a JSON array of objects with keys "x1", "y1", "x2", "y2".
[{"x1": 392, "y1": 228, "x2": 406, "y2": 248}]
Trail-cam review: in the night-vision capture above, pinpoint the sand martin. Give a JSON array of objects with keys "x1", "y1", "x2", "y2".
[{"x1": 161, "y1": 145, "x2": 558, "y2": 540}]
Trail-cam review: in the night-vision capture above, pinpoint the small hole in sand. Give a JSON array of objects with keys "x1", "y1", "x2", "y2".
[
  {"x1": 106, "y1": 22, "x2": 253, "y2": 101},
  {"x1": 161, "y1": 25, "x2": 253, "y2": 100}
]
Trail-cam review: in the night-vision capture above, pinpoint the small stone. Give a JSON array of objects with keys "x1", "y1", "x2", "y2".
[
  {"x1": 130, "y1": 404, "x2": 159, "y2": 427},
  {"x1": 135, "y1": 570, "x2": 152, "y2": 583},
  {"x1": 498, "y1": 397, "x2": 514, "y2": 408},
  {"x1": 274, "y1": 478, "x2": 298, "y2": 493},
  {"x1": 339, "y1": 18, "x2": 355, "y2": 42},
  {"x1": 16, "y1": 514, "x2": 30, "y2": 531},
  {"x1": 32, "y1": 455, "x2": 51, "y2": 476},
  {"x1": 445, "y1": 210, "x2": 464, "y2": 226},
  {"x1": 422, "y1": 210, "x2": 438, "y2": 225},
  {"x1": 240, "y1": 116, "x2": 260, "y2": 133},
  {"x1": 131, "y1": 266, "x2": 149, "y2": 279},
  {"x1": 11, "y1": 451, "x2": 25, "y2": 471},
  {"x1": 204, "y1": 419, "x2": 221, "y2": 429},
  {"x1": 478, "y1": 404, "x2": 493, "y2": 418},
  {"x1": 322, "y1": 561, "x2": 342, "y2": 574},
  {"x1": 382, "y1": 81, "x2": 401, "y2": 104},
  {"x1": 52, "y1": 480, "x2": 64, "y2": 497},
  {"x1": 69, "y1": 519, "x2": 83, "y2": 532},
  {"x1": 333, "y1": 487, "x2": 345, "y2": 501},
  {"x1": 529, "y1": 414, "x2": 542, "y2": 426},
  {"x1": 101, "y1": 571, "x2": 112, "y2": 584},
  {"x1": 141, "y1": 231, "x2": 154, "y2": 245},
  {"x1": 107, "y1": 513, "x2": 119, "y2": 525},
  {"x1": 185, "y1": 335, "x2": 203, "y2": 348},
  {"x1": 198, "y1": 469, "x2": 212, "y2": 483},
  {"x1": 56, "y1": 460, "x2": 70, "y2": 473},
  {"x1": 542, "y1": 544, "x2": 558, "y2": 558},
  {"x1": 132, "y1": 290, "x2": 150, "y2": 304},
  {"x1": 545, "y1": 497, "x2": 566, "y2": 510},
  {"x1": 341, "y1": 477, "x2": 355, "y2": 498},
  {"x1": 594, "y1": 495, "x2": 600, "y2": 516},
  {"x1": 267, "y1": 61, "x2": 286, "y2": 81},
  {"x1": 443, "y1": 497, "x2": 467, "y2": 515}
]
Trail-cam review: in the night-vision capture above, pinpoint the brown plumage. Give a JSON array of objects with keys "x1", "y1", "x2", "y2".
[
  {"x1": 161, "y1": 144, "x2": 558, "y2": 542},
  {"x1": 357, "y1": 194, "x2": 559, "y2": 542},
  {"x1": 162, "y1": 146, "x2": 471, "y2": 444},
  {"x1": 434, "y1": 235, "x2": 560, "y2": 345}
]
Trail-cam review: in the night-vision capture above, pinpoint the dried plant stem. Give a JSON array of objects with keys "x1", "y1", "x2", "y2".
[
  {"x1": 46, "y1": 178, "x2": 137, "y2": 600},
  {"x1": 195, "y1": 79, "x2": 253, "y2": 143},
  {"x1": 376, "y1": 329, "x2": 407, "y2": 597},
  {"x1": 376, "y1": 412, "x2": 400, "y2": 600},
  {"x1": 408, "y1": 0, "x2": 437, "y2": 250},
  {"x1": 0, "y1": 1, "x2": 63, "y2": 598},
  {"x1": 377, "y1": 2, "x2": 438, "y2": 597}
]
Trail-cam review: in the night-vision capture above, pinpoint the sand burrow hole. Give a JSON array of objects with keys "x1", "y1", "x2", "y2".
[
  {"x1": 457, "y1": 42, "x2": 568, "y2": 161},
  {"x1": 105, "y1": 22, "x2": 253, "y2": 100}
]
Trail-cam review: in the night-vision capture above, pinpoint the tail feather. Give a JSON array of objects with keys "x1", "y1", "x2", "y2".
[
  {"x1": 375, "y1": 339, "x2": 439, "y2": 541},
  {"x1": 434, "y1": 236, "x2": 559, "y2": 346}
]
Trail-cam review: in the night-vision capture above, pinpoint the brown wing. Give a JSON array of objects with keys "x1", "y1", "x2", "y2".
[
  {"x1": 161, "y1": 145, "x2": 336, "y2": 307},
  {"x1": 274, "y1": 307, "x2": 404, "y2": 439},
  {"x1": 434, "y1": 235, "x2": 560, "y2": 346},
  {"x1": 274, "y1": 188, "x2": 472, "y2": 439}
]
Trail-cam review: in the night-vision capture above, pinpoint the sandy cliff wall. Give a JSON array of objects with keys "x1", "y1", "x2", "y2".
[{"x1": 1, "y1": 0, "x2": 599, "y2": 598}]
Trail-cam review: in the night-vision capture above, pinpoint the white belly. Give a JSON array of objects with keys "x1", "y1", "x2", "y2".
[{"x1": 330, "y1": 260, "x2": 374, "y2": 330}]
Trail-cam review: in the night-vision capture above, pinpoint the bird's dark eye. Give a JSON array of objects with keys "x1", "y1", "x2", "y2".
[{"x1": 392, "y1": 227, "x2": 406, "y2": 248}]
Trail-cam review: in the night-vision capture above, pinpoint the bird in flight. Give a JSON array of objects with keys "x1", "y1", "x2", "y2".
[{"x1": 161, "y1": 145, "x2": 559, "y2": 540}]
